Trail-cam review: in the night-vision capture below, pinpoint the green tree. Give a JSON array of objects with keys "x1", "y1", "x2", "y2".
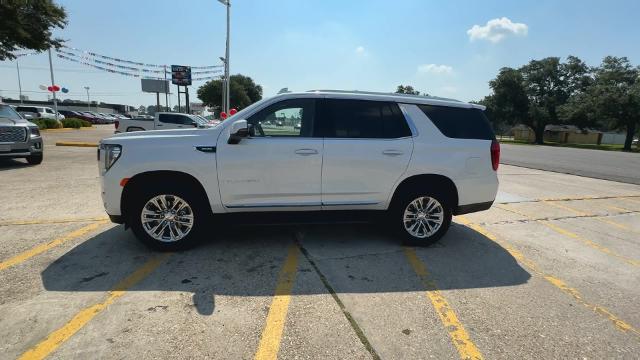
[
  {"x1": 483, "y1": 67, "x2": 529, "y2": 131},
  {"x1": 0, "y1": 0, "x2": 67, "y2": 60},
  {"x1": 519, "y1": 57, "x2": 571, "y2": 144},
  {"x1": 590, "y1": 57, "x2": 640, "y2": 150},
  {"x1": 395, "y1": 85, "x2": 420, "y2": 95},
  {"x1": 197, "y1": 74, "x2": 263, "y2": 111}
]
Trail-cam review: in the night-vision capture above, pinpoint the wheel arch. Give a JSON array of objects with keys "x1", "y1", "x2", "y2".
[
  {"x1": 389, "y1": 174, "x2": 459, "y2": 210},
  {"x1": 120, "y1": 170, "x2": 211, "y2": 224}
]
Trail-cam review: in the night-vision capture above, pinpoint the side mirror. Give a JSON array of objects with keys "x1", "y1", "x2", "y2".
[{"x1": 228, "y1": 119, "x2": 249, "y2": 144}]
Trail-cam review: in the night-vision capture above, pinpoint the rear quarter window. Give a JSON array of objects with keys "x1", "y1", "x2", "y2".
[{"x1": 418, "y1": 105, "x2": 495, "y2": 140}]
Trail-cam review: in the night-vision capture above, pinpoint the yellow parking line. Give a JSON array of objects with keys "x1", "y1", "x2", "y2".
[
  {"x1": 498, "y1": 204, "x2": 639, "y2": 267},
  {"x1": 0, "y1": 217, "x2": 109, "y2": 226},
  {"x1": 18, "y1": 253, "x2": 171, "y2": 360},
  {"x1": 404, "y1": 247, "x2": 483, "y2": 360},
  {"x1": 0, "y1": 220, "x2": 109, "y2": 272},
  {"x1": 606, "y1": 205, "x2": 631, "y2": 213},
  {"x1": 55, "y1": 141, "x2": 98, "y2": 147},
  {"x1": 254, "y1": 244, "x2": 299, "y2": 360},
  {"x1": 543, "y1": 200, "x2": 636, "y2": 233},
  {"x1": 456, "y1": 216, "x2": 640, "y2": 338},
  {"x1": 542, "y1": 221, "x2": 640, "y2": 267}
]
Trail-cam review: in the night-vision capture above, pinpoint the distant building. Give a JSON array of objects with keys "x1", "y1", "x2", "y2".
[{"x1": 543, "y1": 124, "x2": 602, "y2": 145}]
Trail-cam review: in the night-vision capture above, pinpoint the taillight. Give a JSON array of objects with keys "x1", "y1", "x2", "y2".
[
  {"x1": 115, "y1": 120, "x2": 119, "y2": 129},
  {"x1": 491, "y1": 140, "x2": 500, "y2": 171}
]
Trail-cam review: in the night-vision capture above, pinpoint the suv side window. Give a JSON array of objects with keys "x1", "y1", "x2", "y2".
[
  {"x1": 247, "y1": 98, "x2": 315, "y2": 137},
  {"x1": 45, "y1": 108, "x2": 55, "y2": 114},
  {"x1": 417, "y1": 105, "x2": 495, "y2": 140},
  {"x1": 158, "y1": 114, "x2": 194, "y2": 125},
  {"x1": 321, "y1": 99, "x2": 412, "y2": 139}
]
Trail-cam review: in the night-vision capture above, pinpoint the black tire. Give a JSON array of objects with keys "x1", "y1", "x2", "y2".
[
  {"x1": 128, "y1": 184, "x2": 208, "y2": 251},
  {"x1": 26, "y1": 153, "x2": 43, "y2": 165},
  {"x1": 391, "y1": 189, "x2": 452, "y2": 247}
]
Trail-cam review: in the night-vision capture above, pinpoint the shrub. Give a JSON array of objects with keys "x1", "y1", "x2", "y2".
[
  {"x1": 61, "y1": 117, "x2": 92, "y2": 128},
  {"x1": 32, "y1": 118, "x2": 62, "y2": 129}
]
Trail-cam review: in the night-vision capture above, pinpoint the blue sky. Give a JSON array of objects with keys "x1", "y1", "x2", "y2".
[{"x1": 1, "y1": 0, "x2": 639, "y2": 108}]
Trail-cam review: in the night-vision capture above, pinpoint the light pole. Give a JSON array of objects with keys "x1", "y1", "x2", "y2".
[
  {"x1": 16, "y1": 59, "x2": 23, "y2": 104},
  {"x1": 47, "y1": 48, "x2": 59, "y2": 121},
  {"x1": 218, "y1": 0, "x2": 230, "y2": 113},
  {"x1": 219, "y1": 56, "x2": 227, "y2": 114},
  {"x1": 84, "y1": 86, "x2": 90, "y2": 110}
]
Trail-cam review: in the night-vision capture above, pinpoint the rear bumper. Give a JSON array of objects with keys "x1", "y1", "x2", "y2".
[{"x1": 454, "y1": 200, "x2": 494, "y2": 215}]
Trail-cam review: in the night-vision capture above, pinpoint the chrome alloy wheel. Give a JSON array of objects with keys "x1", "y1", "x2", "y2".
[
  {"x1": 141, "y1": 194, "x2": 194, "y2": 242},
  {"x1": 403, "y1": 196, "x2": 444, "y2": 239}
]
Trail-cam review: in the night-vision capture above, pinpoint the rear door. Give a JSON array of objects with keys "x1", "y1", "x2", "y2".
[{"x1": 319, "y1": 99, "x2": 414, "y2": 208}]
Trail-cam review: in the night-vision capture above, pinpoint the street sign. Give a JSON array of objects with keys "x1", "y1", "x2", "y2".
[{"x1": 171, "y1": 65, "x2": 192, "y2": 86}]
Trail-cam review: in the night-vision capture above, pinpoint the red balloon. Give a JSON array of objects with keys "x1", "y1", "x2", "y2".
[
  {"x1": 47, "y1": 86, "x2": 53, "y2": 92},
  {"x1": 229, "y1": 108, "x2": 237, "y2": 115},
  {"x1": 52, "y1": 85, "x2": 60, "y2": 92},
  {"x1": 220, "y1": 112, "x2": 228, "y2": 119}
]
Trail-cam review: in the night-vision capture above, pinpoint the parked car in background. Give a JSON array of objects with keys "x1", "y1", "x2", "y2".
[
  {"x1": 86, "y1": 112, "x2": 113, "y2": 124},
  {"x1": 98, "y1": 113, "x2": 118, "y2": 123},
  {"x1": 15, "y1": 106, "x2": 65, "y2": 120},
  {"x1": 0, "y1": 103, "x2": 43, "y2": 164},
  {"x1": 78, "y1": 112, "x2": 103, "y2": 124},
  {"x1": 114, "y1": 112, "x2": 212, "y2": 133},
  {"x1": 58, "y1": 110, "x2": 96, "y2": 123},
  {"x1": 99, "y1": 90, "x2": 499, "y2": 250}
]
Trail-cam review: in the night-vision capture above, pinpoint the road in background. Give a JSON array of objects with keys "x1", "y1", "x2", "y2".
[{"x1": 501, "y1": 143, "x2": 640, "y2": 185}]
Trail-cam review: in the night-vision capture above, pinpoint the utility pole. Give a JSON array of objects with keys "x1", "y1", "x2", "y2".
[
  {"x1": 16, "y1": 60, "x2": 23, "y2": 103},
  {"x1": 164, "y1": 65, "x2": 169, "y2": 111},
  {"x1": 47, "y1": 48, "x2": 59, "y2": 121},
  {"x1": 218, "y1": 0, "x2": 231, "y2": 113},
  {"x1": 84, "y1": 86, "x2": 90, "y2": 109}
]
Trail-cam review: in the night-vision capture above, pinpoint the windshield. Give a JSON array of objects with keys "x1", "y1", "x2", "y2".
[{"x1": 0, "y1": 104, "x2": 23, "y2": 120}]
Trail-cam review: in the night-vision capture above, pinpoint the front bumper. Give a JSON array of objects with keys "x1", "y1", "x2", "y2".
[{"x1": 0, "y1": 135, "x2": 43, "y2": 158}]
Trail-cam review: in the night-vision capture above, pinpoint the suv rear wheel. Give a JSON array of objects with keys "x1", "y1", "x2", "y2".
[
  {"x1": 393, "y1": 191, "x2": 452, "y2": 246},
  {"x1": 129, "y1": 185, "x2": 206, "y2": 251}
]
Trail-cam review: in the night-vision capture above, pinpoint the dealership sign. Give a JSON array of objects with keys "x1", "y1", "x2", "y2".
[{"x1": 171, "y1": 65, "x2": 192, "y2": 86}]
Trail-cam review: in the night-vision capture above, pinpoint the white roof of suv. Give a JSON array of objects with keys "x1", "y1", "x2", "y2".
[{"x1": 292, "y1": 89, "x2": 486, "y2": 110}]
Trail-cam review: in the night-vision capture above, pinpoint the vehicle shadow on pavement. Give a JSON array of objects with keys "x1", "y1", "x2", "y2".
[
  {"x1": 41, "y1": 222, "x2": 530, "y2": 315},
  {"x1": 0, "y1": 159, "x2": 32, "y2": 171}
]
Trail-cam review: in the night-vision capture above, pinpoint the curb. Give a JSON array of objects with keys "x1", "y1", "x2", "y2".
[
  {"x1": 41, "y1": 127, "x2": 95, "y2": 132},
  {"x1": 55, "y1": 141, "x2": 98, "y2": 148}
]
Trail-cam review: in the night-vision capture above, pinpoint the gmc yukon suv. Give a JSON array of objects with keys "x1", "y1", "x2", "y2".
[{"x1": 99, "y1": 91, "x2": 499, "y2": 250}]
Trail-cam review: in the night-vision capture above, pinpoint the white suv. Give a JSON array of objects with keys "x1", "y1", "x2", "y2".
[{"x1": 99, "y1": 91, "x2": 499, "y2": 250}]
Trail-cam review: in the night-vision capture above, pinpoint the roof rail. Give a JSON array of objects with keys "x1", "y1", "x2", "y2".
[{"x1": 305, "y1": 89, "x2": 461, "y2": 103}]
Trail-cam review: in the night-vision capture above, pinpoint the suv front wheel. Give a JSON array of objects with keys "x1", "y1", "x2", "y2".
[
  {"x1": 129, "y1": 186, "x2": 205, "y2": 251},
  {"x1": 393, "y1": 191, "x2": 452, "y2": 246}
]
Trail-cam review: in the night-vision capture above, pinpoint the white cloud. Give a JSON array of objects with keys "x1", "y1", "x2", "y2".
[
  {"x1": 467, "y1": 17, "x2": 528, "y2": 43},
  {"x1": 417, "y1": 64, "x2": 453, "y2": 75},
  {"x1": 355, "y1": 46, "x2": 366, "y2": 55}
]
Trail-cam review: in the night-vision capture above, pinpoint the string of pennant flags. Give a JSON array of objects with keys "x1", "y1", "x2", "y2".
[
  {"x1": 55, "y1": 47, "x2": 223, "y2": 82},
  {"x1": 60, "y1": 45, "x2": 224, "y2": 69}
]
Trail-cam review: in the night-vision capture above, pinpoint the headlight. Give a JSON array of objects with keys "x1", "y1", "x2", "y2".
[
  {"x1": 101, "y1": 144, "x2": 122, "y2": 171},
  {"x1": 30, "y1": 127, "x2": 40, "y2": 137}
]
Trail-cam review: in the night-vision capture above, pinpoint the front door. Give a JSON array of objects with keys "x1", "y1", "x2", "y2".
[
  {"x1": 319, "y1": 98, "x2": 414, "y2": 208},
  {"x1": 216, "y1": 98, "x2": 322, "y2": 210}
]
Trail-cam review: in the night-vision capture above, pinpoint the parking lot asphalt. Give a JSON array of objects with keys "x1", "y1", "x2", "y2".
[
  {"x1": 501, "y1": 143, "x2": 640, "y2": 185},
  {"x1": 1, "y1": 128, "x2": 639, "y2": 359}
]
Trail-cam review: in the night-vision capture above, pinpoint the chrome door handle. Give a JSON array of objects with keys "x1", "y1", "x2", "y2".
[
  {"x1": 382, "y1": 150, "x2": 404, "y2": 156},
  {"x1": 295, "y1": 149, "x2": 318, "y2": 156}
]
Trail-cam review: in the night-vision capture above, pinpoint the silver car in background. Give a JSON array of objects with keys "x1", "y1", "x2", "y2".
[{"x1": 0, "y1": 104, "x2": 44, "y2": 165}]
